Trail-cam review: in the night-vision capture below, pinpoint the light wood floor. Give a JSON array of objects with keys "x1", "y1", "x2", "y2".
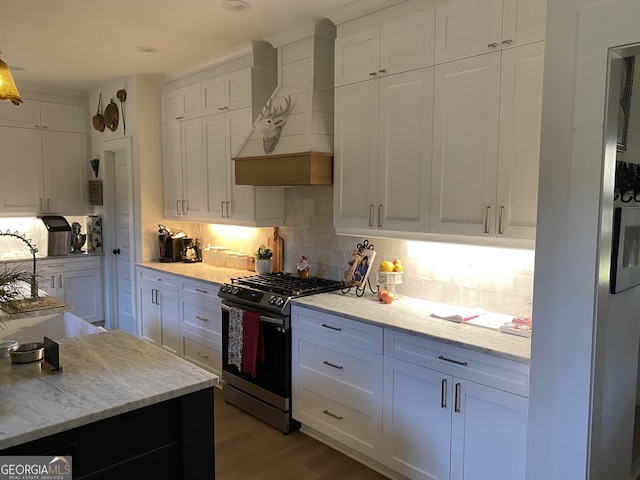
[{"x1": 214, "y1": 388, "x2": 389, "y2": 479}]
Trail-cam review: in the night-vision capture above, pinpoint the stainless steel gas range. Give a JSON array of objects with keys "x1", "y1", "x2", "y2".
[{"x1": 218, "y1": 273, "x2": 343, "y2": 433}]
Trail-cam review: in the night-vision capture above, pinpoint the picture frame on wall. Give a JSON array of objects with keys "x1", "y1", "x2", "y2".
[
  {"x1": 611, "y1": 207, "x2": 640, "y2": 293},
  {"x1": 617, "y1": 56, "x2": 635, "y2": 153}
]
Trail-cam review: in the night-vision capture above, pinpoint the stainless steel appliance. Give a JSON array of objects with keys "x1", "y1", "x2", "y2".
[
  {"x1": 40, "y1": 216, "x2": 71, "y2": 256},
  {"x1": 158, "y1": 224, "x2": 185, "y2": 262},
  {"x1": 218, "y1": 273, "x2": 343, "y2": 433}
]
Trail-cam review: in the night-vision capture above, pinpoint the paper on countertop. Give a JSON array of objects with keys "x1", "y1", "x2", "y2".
[{"x1": 430, "y1": 307, "x2": 487, "y2": 323}]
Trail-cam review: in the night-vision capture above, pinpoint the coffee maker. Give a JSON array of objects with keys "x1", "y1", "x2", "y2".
[
  {"x1": 158, "y1": 224, "x2": 185, "y2": 262},
  {"x1": 182, "y1": 238, "x2": 202, "y2": 263}
]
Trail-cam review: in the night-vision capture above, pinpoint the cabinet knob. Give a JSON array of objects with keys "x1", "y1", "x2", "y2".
[{"x1": 113, "y1": 248, "x2": 121, "y2": 255}]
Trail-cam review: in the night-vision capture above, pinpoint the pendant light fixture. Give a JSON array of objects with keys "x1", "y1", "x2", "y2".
[{"x1": 0, "y1": 52, "x2": 23, "y2": 106}]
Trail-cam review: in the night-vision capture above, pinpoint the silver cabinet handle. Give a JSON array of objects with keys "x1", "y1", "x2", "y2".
[
  {"x1": 46, "y1": 198, "x2": 50, "y2": 211},
  {"x1": 323, "y1": 410, "x2": 343, "y2": 420},
  {"x1": 498, "y1": 206, "x2": 505, "y2": 235},
  {"x1": 176, "y1": 200, "x2": 182, "y2": 216},
  {"x1": 58, "y1": 275, "x2": 63, "y2": 289},
  {"x1": 39, "y1": 198, "x2": 43, "y2": 211},
  {"x1": 321, "y1": 323, "x2": 342, "y2": 332},
  {"x1": 35, "y1": 124, "x2": 41, "y2": 128},
  {"x1": 182, "y1": 200, "x2": 188, "y2": 215},
  {"x1": 195, "y1": 315, "x2": 209, "y2": 322},
  {"x1": 379, "y1": 69, "x2": 387, "y2": 73},
  {"x1": 369, "y1": 204, "x2": 374, "y2": 227},
  {"x1": 323, "y1": 360, "x2": 343, "y2": 370},
  {"x1": 369, "y1": 71, "x2": 378, "y2": 76},
  {"x1": 150, "y1": 288, "x2": 155, "y2": 305},
  {"x1": 484, "y1": 206, "x2": 490, "y2": 234},
  {"x1": 378, "y1": 204, "x2": 383, "y2": 228},
  {"x1": 502, "y1": 39, "x2": 513, "y2": 45},
  {"x1": 50, "y1": 275, "x2": 55, "y2": 289},
  {"x1": 438, "y1": 355, "x2": 468, "y2": 367},
  {"x1": 454, "y1": 382, "x2": 462, "y2": 413},
  {"x1": 42, "y1": 125, "x2": 48, "y2": 129},
  {"x1": 197, "y1": 352, "x2": 209, "y2": 359},
  {"x1": 226, "y1": 201, "x2": 231, "y2": 217},
  {"x1": 195, "y1": 288, "x2": 208, "y2": 294},
  {"x1": 488, "y1": 42, "x2": 499, "y2": 48},
  {"x1": 221, "y1": 201, "x2": 226, "y2": 217},
  {"x1": 441, "y1": 378, "x2": 448, "y2": 408}
]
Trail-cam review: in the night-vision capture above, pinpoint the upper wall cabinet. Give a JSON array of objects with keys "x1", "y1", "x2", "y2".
[
  {"x1": 201, "y1": 69, "x2": 251, "y2": 115},
  {"x1": 0, "y1": 100, "x2": 86, "y2": 133},
  {"x1": 435, "y1": 0, "x2": 546, "y2": 64},
  {"x1": 0, "y1": 100, "x2": 88, "y2": 215},
  {"x1": 161, "y1": 84, "x2": 201, "y2": 124},
  {"x1": 334, "y1": 10, "x2": 435, "y2": 87}
]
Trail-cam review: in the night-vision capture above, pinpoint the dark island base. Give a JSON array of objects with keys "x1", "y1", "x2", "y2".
[{"x1": 1, "y1": 387, "x2": 215, "y2": 480}]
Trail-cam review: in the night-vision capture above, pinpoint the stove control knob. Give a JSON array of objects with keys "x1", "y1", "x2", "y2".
[
  {"x1": 220, "y1": 286, "x2": 228, "y2": 293},
  {"x1": 231, "y1": 287, "x2": 240, "y2": 295},
  {"x1": 268, "y1": 295, "x2": 276, "y2": 305},
  {"x1": 275, "y1": 297, "x2": 285, "y2": 307}
]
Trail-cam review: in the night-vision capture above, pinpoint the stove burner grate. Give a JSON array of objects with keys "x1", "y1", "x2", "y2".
[{"x1": 232, "y1": 272, "x2": 343, "y2": 297}]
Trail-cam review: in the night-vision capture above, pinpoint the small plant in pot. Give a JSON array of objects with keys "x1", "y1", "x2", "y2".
[{"x1": 255, "y1": 245, "x2": 273, "y2": 274}]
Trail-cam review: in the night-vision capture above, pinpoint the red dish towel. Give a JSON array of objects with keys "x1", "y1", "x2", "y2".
[{"x1": 242, "y1": 311, "x2": 263, "y2": 378}]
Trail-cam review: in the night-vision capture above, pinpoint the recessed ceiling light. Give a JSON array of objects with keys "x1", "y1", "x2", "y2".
[
  {"x1": 134, "y1": 45, "x2": 158, "y2": 54},
  {"x1": 220, "y1": 0, "x2": 251, "y2": 12}
]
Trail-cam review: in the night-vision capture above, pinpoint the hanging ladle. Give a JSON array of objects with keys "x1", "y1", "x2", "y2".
[{"x1": 116, "y1": 89, "x2": 127, "y2": 135}]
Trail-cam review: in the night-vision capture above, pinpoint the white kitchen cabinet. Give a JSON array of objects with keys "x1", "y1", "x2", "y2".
[
  {"x1": 137, "y1": 267, "x2": 180, "y2": 355},
  {"x1": 36, "y1": 255, "x2": 104, "y2": 323},
  {"x1": 383, "y1": 357, "x2": 451, "y2": 480},
  {"x1": 495, "y1": 41, "x2": 544, "y2": 239},
  {"x1": 201, "y1": 68, "x2": 252, "y2": 115},
  {"x1": 434, "y1": 0, "x2": 546, "y2": 64},
  {"x1": 0, "y1": 100, "x2": 86, "y2": 133},
  {"x1": 384, "y1": 330, "x2": 529, "y2": 480},
  {"x1": 431, "y1": 44, "x2": 543, "y2": 240},
  {"x1": 291, "y1": 306, "x2": 384, "y2": 460},
  {"x1": 161, "y1": 83, "x2": 201, "y2": 124},
  {"x1": 335, "y1": 10, "x2": 435, "y2": 87},
  {"x1": 0, "y1": 101, "x2": 88, "y2": 216},
  {"x1": 179, "y1": 278, "x2": 222, "y2": 375},
  {"x1": 334, "y1": 67, "x2": 433, "y2": 233},
  {"x1": 162, "y1": 117, "x2": 205, "y2": 219},
  {"x1": 202, "y1": 108, "x2": 284, "y2": 226}
]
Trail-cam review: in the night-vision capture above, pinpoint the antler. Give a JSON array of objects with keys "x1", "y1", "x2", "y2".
[{"x1": 259, "y1": 96, "x2": 292, "y2": 120}]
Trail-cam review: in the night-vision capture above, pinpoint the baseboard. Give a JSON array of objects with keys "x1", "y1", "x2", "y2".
[{"x1": 299, "y1": 425, "x2": 410, "y2": 480}]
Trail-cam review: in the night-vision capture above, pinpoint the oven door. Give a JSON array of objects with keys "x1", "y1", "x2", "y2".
[{"x1": 221, "y1": 302, "x2": 291, "y2": 400}]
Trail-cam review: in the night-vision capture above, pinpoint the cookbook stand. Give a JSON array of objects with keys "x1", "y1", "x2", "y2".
[{"x1": 341, "y1": 239, "x2": 379, "y2": 297}]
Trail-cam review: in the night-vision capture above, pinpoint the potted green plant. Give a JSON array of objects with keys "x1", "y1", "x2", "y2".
[{"x1": 255, "y1": 245, "x2": 273, "y2": 274}]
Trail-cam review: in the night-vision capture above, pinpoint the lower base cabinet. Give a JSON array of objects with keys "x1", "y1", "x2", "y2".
[
  {"x1": 137, "y1": 269, "x2": 180, "y2": 355},
  {"x1": 291, "y1": 306, "x2": 529, "y2": 480}
]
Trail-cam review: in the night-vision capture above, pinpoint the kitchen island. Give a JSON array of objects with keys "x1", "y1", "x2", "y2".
[{"x1": 0, "y1": 329, "x2": 218, "y2": 479}]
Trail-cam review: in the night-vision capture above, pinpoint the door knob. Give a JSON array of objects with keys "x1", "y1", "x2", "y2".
[{"x1": 113, "y1": 248, "x2": 121, "y2": 255}]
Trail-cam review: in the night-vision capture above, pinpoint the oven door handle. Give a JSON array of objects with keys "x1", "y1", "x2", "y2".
[{"x1": 221, "y1": 303, "x2": 285, "y2": 326}]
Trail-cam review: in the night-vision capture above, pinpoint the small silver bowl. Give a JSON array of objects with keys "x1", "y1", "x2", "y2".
[
  {"x1": 0, "y1": 340, "x2": 18, "y2": 358},
  {"x1": 8, "y1": 342, "x2": 44, "y2": 364}
]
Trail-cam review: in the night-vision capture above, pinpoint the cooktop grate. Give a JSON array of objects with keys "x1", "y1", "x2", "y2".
[{"x1": 232, "y1": 272, "x2": 343, "y2": 297}]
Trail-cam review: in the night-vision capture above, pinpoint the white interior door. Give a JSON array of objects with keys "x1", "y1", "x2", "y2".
[{"x1": 113, "y1": 149, "x2": 135, "y2": 334}]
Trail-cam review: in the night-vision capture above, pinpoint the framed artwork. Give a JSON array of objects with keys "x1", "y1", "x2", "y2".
[
  {"x1": 343, "y1": 242, "x2": 376, "y2": 288},
  {"x1": 611, "y1": 207, "x2": 640, "y2": 293},
  {"x1": 617, "y1": 56, "x2": 635, "y2": 153}
]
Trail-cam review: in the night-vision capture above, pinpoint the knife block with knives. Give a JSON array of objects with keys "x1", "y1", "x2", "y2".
[{"x1": 267, "y1": 227, "x2": 284, "y2": 273}]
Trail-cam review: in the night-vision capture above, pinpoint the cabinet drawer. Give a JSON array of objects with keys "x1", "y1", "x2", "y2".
[
  {"x1": 181, "y1": 299, "x2": 221, "y2": 341},
  {"x1": 385, "y1": 330, "x2": 529, "y2": 397},
  {"x1": 137, "y1": 267, "x2": 178, "y2": 289},
  {"x1": 293, "y1": 331, "x2": 382, "y2": 406},
  {"x1": 180, "y1": 279, "x2": 219, "y2": 302},
  {"x1": 38, "y1": 255, "x2": 101, "y2": 272},
  {"x1": 292, "y1": 306, "x2": 383, "y2": 353},
  {"x1": 182, "y1": 330, "x2": 221, "y2": 374},
  {"x1": 293, "y1": 376, "x2": 382, "y2": 461}
]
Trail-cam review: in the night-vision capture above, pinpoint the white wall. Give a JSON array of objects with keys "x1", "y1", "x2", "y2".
[{"x1": 528, "y1": 1, "x2": 640, "y2": 478}]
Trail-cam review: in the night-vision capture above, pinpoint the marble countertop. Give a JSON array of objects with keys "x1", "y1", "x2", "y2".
[
  {"x1": 0, "y1": 329, "x2": 218, "y2": 450},
  {"x1": 292, "y1": 292, "x2": 531, "y2": 364},
  {"x1": 137, "y1": 262, "x2": 531, "y2": 364}
]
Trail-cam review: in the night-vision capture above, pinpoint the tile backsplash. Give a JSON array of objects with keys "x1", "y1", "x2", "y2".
[{"x1": 196, "y1": 187, "x2": 535, "y2": 317}]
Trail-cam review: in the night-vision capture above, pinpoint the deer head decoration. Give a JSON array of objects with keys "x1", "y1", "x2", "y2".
[{"x1": 254, "y1": 96, "x2": 293, "y2": 154}]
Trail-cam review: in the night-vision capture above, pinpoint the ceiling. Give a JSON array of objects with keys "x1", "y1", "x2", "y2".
[{"x1": 1, "y1": 0, "x2": 364, "y2": 94}]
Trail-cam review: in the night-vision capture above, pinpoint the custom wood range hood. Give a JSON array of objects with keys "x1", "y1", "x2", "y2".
[{"x1": 233, "y1": 20, "x2": 335, "y2": 186}]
